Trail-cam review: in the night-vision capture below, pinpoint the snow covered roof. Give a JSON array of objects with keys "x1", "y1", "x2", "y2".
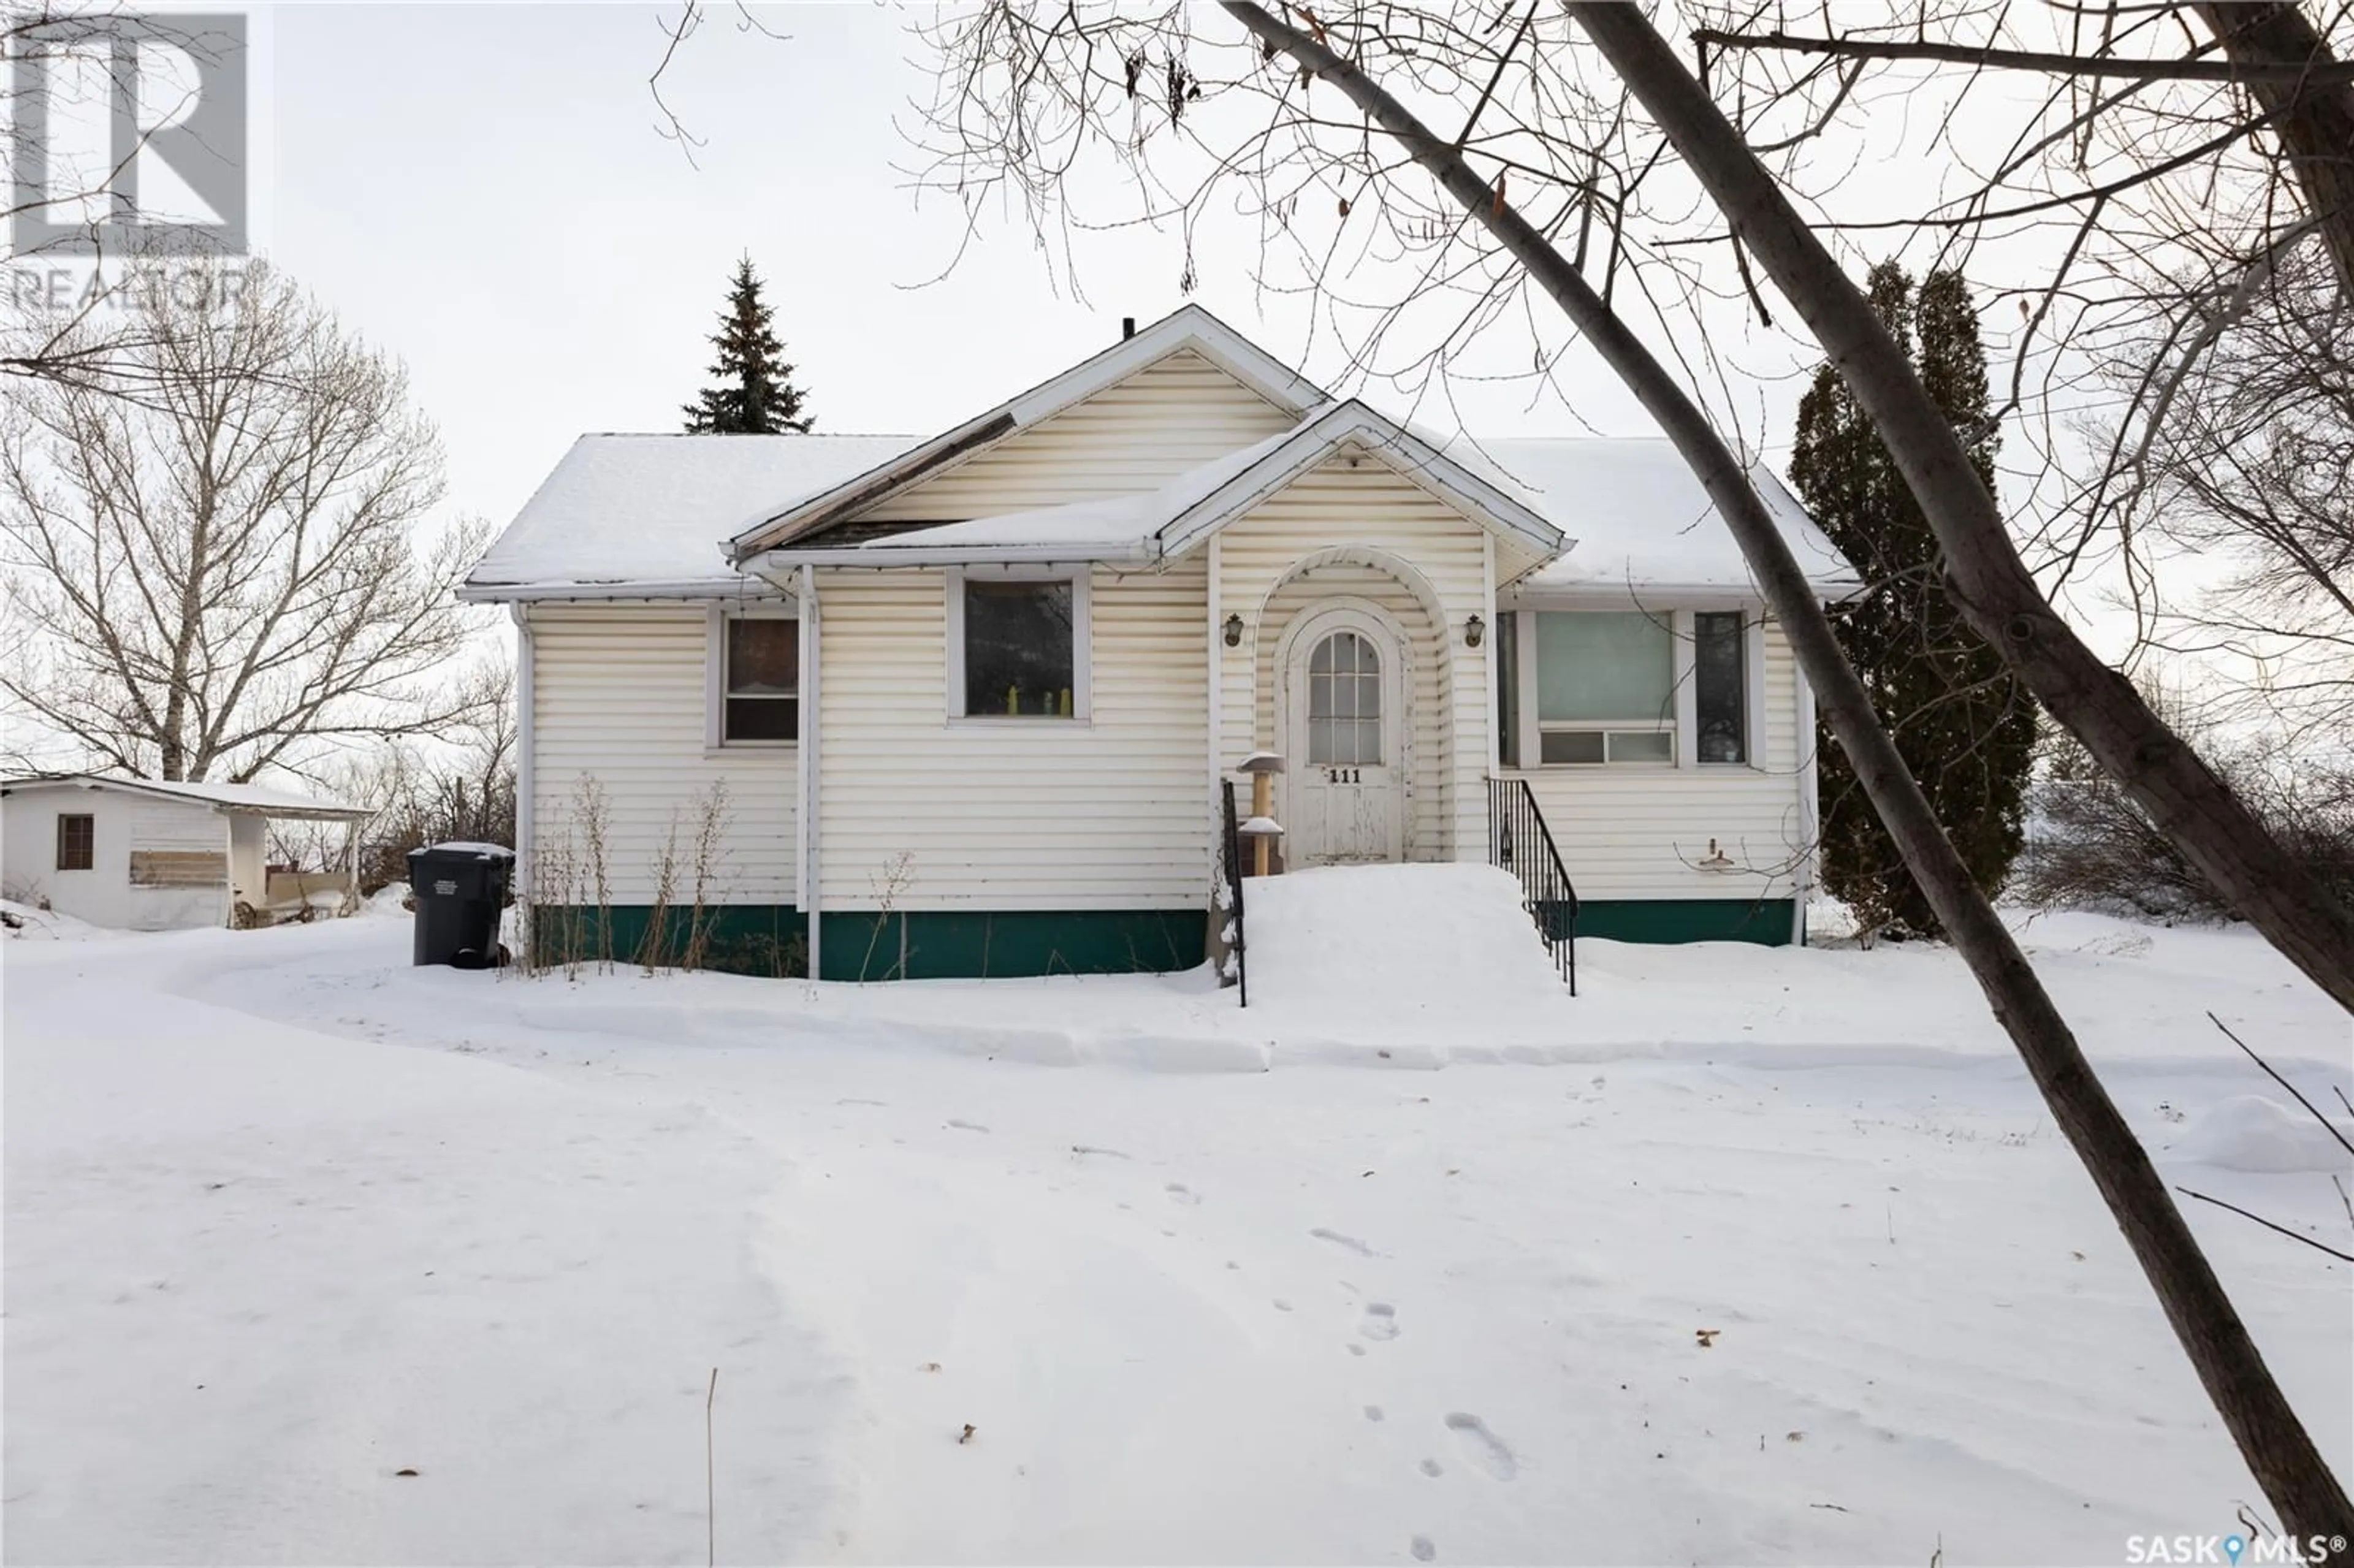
[
  {"x1": 460, "y1": 329, "x2": 1855, "y2": 603},
  {"x1": 1484, "y1": 440, "x2": 1858, "y2": 597},
  {"x1": 725, "y1": 304, "x2": 1331, "y2": 560},
  {"x1": 753, "y1": 402, "x2": 1568, "y2": 569},
  {"x1": 460, "y1": 433, "x2": 920, "y2": 601},
  {"x1": 1, "y1": 774, "x2": 370, "y2": 819}
]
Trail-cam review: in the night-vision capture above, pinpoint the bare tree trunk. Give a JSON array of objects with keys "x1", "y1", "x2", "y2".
[
  {"x1": 1566, "y1": 3, "x2": 2354, "y2": 1016},
  {"x1": 1219, "y1": 0, "x2": 2354, "y2": 1542},
  {"x1": 2192, "y1": 2, "x2": 2354, "y2": 300}
]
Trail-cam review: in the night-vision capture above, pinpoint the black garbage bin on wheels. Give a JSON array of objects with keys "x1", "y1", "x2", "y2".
[{"x1": 408, "y1": 842, "x2": 515, "y2": 968}]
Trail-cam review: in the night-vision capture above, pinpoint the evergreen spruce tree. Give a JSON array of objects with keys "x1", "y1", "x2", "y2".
[
  {"x1": 1791, "y1": 263, "x2": 2038, "y2": 939},
  {"x1": 682, "y1": 257, "x2": 812, "y2": 434}
]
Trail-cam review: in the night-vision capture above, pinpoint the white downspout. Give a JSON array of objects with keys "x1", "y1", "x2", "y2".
[
  {"x1": 799, "y1": 563, "x2": 821, "y2": 981},
  {"x1": 1792, "y1": 652, "x2": 1818, "y2": 947},
  {"x1": 1481, "y1": 535, "x2": 1499, "y2": 780},
  {"x1": 1206, "y1": 535, "x2": 1224, "y2": 853},
  {"x1": 511, "y1": 603, "x2": 535, "y2": 940}
]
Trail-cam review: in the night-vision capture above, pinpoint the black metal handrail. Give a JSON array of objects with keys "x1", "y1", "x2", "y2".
[
  {"x1": 1219, "y1": 777, "x2": 1249, "y2": 1007},
  {"x1": 1487, "y1": 775, "x2": 1579, "y2": 995}
]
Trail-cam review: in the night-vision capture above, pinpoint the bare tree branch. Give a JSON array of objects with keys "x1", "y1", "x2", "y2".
[
  {"x1": 1691, "y1": 26, "x2": 2354, "y2": 85},
  {"x1": 2177, "y1": 1187, "x2": 2354, "y2": 1263},
  {"x1": 1, "y1": 257, "x2": 488, "y2": 782}
]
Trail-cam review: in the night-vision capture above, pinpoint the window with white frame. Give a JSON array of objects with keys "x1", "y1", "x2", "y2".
[
  {"x1": 1533, "y1": 610, "x2": 1676, "y2": 764},
  {"x1": 1694, "y1": 611, "x2": 1748, "y2": 764},
  {"x1": 715, "y1": 614, "x2": 798, "y2": 744},
  {"x1": 954, "y1": 573, "x2": 1086, "y2": 719}
]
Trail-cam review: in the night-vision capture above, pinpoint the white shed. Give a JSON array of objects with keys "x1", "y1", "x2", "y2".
[{"x1": 0, "y1": 775, "x2": 370, "y2": 932}]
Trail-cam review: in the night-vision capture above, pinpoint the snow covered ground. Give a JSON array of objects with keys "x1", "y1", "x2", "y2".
[{"x1": 5, "y1": 867, "x2": 2349, "y2": 1566}]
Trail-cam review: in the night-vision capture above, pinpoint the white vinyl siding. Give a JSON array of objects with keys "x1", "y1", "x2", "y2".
[
  {"x1": 1215, "y1": 451, "x2": 1493, "y2": 863},
  {"x1": 815, "y1": 560, "x2": 1211, "y2": 911},
  {"x1": 527, "y1": 603, "x2": 799, "y2": 905},
  {"x1": 858, "y1": 349, "x2": 1300, "y2": 522},
  {"x1": 1507, "y1": 617, "x2": 1807, "y2": 899}
]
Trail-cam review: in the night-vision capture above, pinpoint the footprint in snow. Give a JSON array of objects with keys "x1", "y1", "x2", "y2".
[
  {"x1": 1072, "y1": 1144, "x2": 1130, "y2": 1160},
  {"x1": 1272, "y1": 1298, "x2": 1293, "y2": 1313},
  {"x1": 1419, "y1": 1458, "x2": 1442, "y2": 1477},
  {"x1": 1164, "y1": 1182, "x2": 1201, "y2": 1205},
  {"x1": 945, "y1": 1119, "x2": 989, "y2": 1134},
  {"x1": 1411, "y1": 1536, "x2": 1436, "y2": 1561},
  {"x1": 1444, "y1": 1413, "x2": 1518, "y2": 1480},
  {"x1": 1309, "y1": 1227, "x2": 1376, "y2": 1256},
  {"x1": 1364, "y1": 1405, "x2": 1384, "y2": 1422},
  {"x1": 837, "y1": 1098, "x2": 888, "y2": 1108},
  {"x1": 1360, "y1": 1302, "x2": 1400, "y2": 1341}
]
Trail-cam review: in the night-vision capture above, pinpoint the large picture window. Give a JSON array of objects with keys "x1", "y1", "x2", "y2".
[
  {"x1": 722, "y1": 616, "x2": 798, "y2": 744},
  {"x1": 962, "y1": 579, "x2": 1078, "y2": 718},
  {"x1": 1533, "y1": 611, "x2": 1675, "y2": 765}
]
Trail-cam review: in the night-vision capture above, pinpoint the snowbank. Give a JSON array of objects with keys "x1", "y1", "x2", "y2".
[
  {"x1": 1, "y1": 897, "x2": 117, "y2": 942},
  {"x1": 2174, "y1": 1094, "x2": 2354, "y2": 1174},
  {"x1": 1242, "y1": 862, "x2": 1567, "y2": 1016}
]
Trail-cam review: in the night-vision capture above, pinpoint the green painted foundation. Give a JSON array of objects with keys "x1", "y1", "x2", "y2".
[
  {"x1": 815, "y1": 908, "x2": 1206, "y2": 981},
  {"x1": 1569, "y1": 897, "x2": 1796, "y2": 946},
  {"x1": 528, "y1": 905, "x2": 809, "y2": 978},
  {"x1": 528, "y1": 897, "x2": 1784, "y2": 981}
]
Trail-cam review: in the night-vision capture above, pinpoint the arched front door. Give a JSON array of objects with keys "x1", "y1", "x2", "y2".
[{"x1": 1284, "y1": 607, "x2": 1406, "y2": 865}]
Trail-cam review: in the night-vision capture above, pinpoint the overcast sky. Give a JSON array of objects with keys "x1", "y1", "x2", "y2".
[
  {"x1": 24, "y1": 4, "x2": 2118, "y2": 609},
  {"x1": 251, "y1": 4, "x2": 1781, "y2": 533}
]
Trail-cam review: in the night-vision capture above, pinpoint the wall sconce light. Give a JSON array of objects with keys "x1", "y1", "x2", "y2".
[
  {"x1": 1223, "y1": 613, "x2": 1244, "y2": 647},
  {"x1": 1464, "y1": 614, "x2": 1485, "y2": 649}
]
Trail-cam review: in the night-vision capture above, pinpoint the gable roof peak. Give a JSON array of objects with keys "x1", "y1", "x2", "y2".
[{"x1": 726, "y1": 303, "x2": 1328, "y2": 561}]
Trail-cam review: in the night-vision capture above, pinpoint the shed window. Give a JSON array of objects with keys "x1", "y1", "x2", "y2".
[
  {"x1": 56, "y1": 813, "x2": 94, "y2": 870},
  {"x1": 963, "y1": 580, "x2": 1077, "y2": 718},
  {"x1": 723, "y1": 617, "x2": 799, "y2": 744},
  {"x1": 1695, "y1": 611, "x2": 1748, "y2": 764},
  {"x1": 1534, "y1": 611, "x2": 1677, "y2": 765}
]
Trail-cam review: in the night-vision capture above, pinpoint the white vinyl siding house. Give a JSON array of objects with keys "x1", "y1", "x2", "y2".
[{"x1": 463, "y1": 305, "x2": 1856, "y2": 978}]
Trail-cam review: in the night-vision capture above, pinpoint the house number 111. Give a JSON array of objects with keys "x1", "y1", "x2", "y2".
[{"x1": 1323, "y1": 767, "x2": 1363, "y2": 784}]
